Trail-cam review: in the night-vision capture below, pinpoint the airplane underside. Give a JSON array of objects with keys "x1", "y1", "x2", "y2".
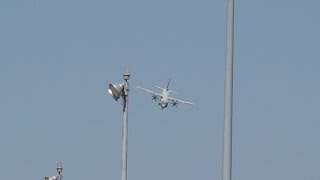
[{"x1": 159, "y1": 102, "x2": 168, "y2": 109}]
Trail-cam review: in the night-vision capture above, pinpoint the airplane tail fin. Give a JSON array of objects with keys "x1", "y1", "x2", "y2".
[
  {"x1": 166, "y1": 79, "x2": 178, "y2": 93},
  {"x1": 166, "y1": 78, "x2": 171, "y2": 90},
  {"x1": 155, "y1": 79, "x2": 172, "y2": 91}
]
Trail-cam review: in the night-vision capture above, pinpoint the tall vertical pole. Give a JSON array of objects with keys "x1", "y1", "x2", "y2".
[
  {"x1": 121, "y1": 69, "x2": 130, "y2": 180},
  {"x1": 222, "y1": 0, "x2": 234, "y2": 180}
]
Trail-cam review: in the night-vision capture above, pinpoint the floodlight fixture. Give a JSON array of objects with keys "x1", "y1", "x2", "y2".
[
  {"x1": 108, "y1": 83, "x2": 125, "y2": 101},
  {"x1": 45, "y1": 176, "x2": 57, "y2": 180}
]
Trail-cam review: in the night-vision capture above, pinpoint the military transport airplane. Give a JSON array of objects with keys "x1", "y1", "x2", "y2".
[{"x1": 137, "y1": 79, "x2": 195, "y2": 109}]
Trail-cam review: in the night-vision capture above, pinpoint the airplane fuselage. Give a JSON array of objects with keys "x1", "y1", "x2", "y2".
[{"x1": 159, "y1": 89, "x2": 170, "y2": 109}]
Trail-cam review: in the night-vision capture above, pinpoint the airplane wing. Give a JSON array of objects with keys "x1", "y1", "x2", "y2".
[
  {"x1": 167, "y1": 96, "x2": 195, "y2": 105},
  {"x1": 137, "y1": 87, "x2": 162, "y2": 98}
]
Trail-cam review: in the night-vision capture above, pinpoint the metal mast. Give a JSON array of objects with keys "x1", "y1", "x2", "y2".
[
  {"x1": 107, "y1": 69, "x2": 130, "y2": 180},
  {"x1": 121, "y1": 69, "x2": 130, "y2": 180},
  {"x1": 222, "y1": 0, "x2": 234, "y2": 180}
]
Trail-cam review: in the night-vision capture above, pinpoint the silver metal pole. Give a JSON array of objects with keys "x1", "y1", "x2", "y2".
[
  {"x1": 121, "y1": 70, "x2": 130, "y2": 180},
  {"x1": 222, "y1": 0, "x2": 234, "y2": 180}
]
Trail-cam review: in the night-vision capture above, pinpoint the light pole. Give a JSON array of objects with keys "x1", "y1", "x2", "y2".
[
  {"x1": 222, "y1": 0, "x2": 234, "y2": 180},
  {"x1": 108, "y1": 69, "x2": 130, "y2": 180},
  {"x1": 45, "y1": 162, "x2": 63, "y2": 180}
]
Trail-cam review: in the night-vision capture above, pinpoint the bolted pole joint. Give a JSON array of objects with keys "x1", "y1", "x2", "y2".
[
  {"x1": 122, "y1": 68, "x2": 130, "y2": 96},
  {"x1": 123, "y1": 68, "x2": 130, "y2": 82},
  {"x1": 56, "y1": 162, "x2": 63, "y2": 175}
]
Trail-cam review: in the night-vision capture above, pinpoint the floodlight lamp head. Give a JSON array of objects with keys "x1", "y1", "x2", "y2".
[
  {"x1": 45, "y1": 176, "x2": 57, "y2": 180},
  {"x1": 108, "y1": 83, "x2": 124, "y2": 101}
]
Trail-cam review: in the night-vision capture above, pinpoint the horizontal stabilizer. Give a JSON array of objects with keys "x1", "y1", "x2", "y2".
[{"x1": 155, "y1": 86, "x2": 166, "y2": 90}]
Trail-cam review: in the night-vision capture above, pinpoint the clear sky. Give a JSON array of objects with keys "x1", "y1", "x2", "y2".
[{"x1": 1, "y1": 0, "x2": 319, "y2": 180}]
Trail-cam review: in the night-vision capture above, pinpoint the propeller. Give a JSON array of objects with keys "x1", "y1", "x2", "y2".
[
  {"x1": 152, "y1": 95, "x2": 157, "y2": 101},
  {"x1": 172, "y1": 101, "x2": 179, "y2": 107}
]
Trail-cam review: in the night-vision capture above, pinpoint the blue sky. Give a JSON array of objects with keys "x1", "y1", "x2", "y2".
[{"x1": 1, "y1": 0, "x2": 319, "y2": 180}]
